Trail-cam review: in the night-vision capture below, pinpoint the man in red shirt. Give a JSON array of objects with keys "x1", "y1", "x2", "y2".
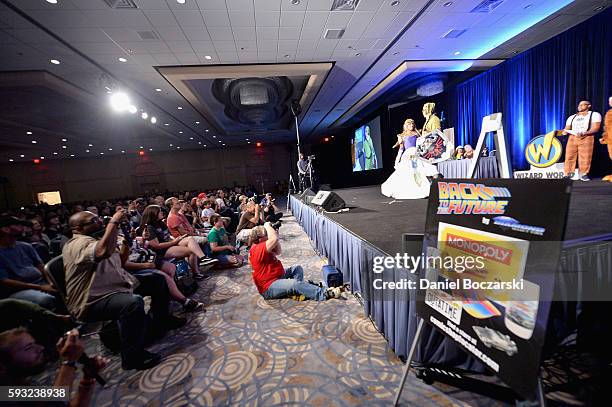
[
  {"x1": 249, "y1": 222, "x2": 345, "y2": 300},
  {"x1": 165, "y1": 197, "x2": 207, "y2": 245}
]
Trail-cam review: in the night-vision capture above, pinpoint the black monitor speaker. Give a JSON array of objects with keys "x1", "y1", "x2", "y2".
[
  {"x1": 300, "y1": 188, "x2": 316, "y2": 205},
  {"x1": 311, "y1": 190, "x2": 345, "y2": 212}
]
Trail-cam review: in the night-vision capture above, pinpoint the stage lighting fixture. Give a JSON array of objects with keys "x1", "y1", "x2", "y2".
[
  {"x1": 141, "y1": 112, "x2": 148, "y2": 119},
  {"x1": 151, "y1": 116, "x2": 157, "y2": 124},
  {"x1": 128, "y1": 105, "x2": 138, "y2": 114},
  {"x1": 110, "y1": 92, "x2": 131, "y2": 112}
]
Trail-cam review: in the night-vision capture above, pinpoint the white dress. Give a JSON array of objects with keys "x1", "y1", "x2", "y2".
[{"x1": 381, "y1": 136, "x2": 438, "y2": 200}]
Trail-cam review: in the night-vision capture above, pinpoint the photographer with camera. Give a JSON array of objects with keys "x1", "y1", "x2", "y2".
[
  {"x1": 260, "y1": 193, "x2": 282, "y2": 223},
  {"x1": 249, "y1": 222, "x2": 346, "y2": 301},
  {"x1": 208, "y1": 214, "x2": 243, "y2": 268},
  {"x1": 63, "y1": 209, "x2": 186, "y2": 370},
  {"x1": 0, "y1": 327, "x2": 108, "y2": 406}
]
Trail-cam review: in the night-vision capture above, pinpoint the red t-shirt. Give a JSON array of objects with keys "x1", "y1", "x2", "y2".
[
  {"x1": 166, "y1": 212, "x2": 191, "y2": 238},
  {"x1": 250, "y1": 241, "x2": 284, "y2": 293}
]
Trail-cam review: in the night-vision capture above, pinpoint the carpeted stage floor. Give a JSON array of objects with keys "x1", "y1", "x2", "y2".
[
  {"x1": 321, "y1": 182, "x2": 612, "y2": 255},
  {"x1": 31, "y1": 212, "x2": 491, "y2": 406}
]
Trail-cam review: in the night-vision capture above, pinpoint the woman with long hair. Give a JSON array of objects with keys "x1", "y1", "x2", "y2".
[
  {"x1": 139, "y1": 205, "x2": 213, "y2": 280},
  {"x1": 382, "y1": 118, "x2": 439, "y2": 199}
]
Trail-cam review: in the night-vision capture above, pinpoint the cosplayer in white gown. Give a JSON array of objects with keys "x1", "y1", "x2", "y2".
[{"x1": 381, "y1": 126, "x2": 439, "y2": 200}]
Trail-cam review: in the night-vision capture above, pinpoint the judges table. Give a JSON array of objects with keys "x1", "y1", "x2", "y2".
[{"x1": 436, "y1": 156, "x2": 499, "y2": 178}]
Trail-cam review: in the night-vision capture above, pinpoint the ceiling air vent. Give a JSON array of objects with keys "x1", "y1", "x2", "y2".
[
  {"x1": 136, "y1": 30, "x2": 160, "y2": 40},
  {"x1": 442, "y1": 29, "x2": 467, "y2": 39},
  {"x1": 104, "y1": 0, "x2": 138, "y2": 9},
  {"x1": 325, "y1": 29, "x2": 345, "y2": 40},
  {"x1": 331, "y1": 0, "x2": 359, "y2": 11},
  {"x1": 470, "y1": 0, "x2": 505, "y2": 13}
]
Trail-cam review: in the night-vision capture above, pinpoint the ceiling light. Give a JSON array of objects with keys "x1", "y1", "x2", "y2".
[
  {"x1": 108, "y1": 148, "x2": 113, "y2": 151},
  {"x1": 205, "y1": 129, "x2": 209, "y2": 132},
  {"x1": 218, "y1": 140, "x2": 222, "y2": 143},
  {"x1": 177, "y1": 0, "x2": 186, "y2": 4},
  {"x1": 247, "y1": 141, "x2": 251, "y2": 144},
  {"x1": 177, "y1": 106, "x2": 183, "y2": 110},
  {"x1": 128, "y1": 105, "x2": 138, "y2": 114},
  {"x1": 169, "y1": 144, "x2": 173, "y2": 147},
  {"x1": 46, "y1": 0, "x2": 58, "y2": 3},
  {"x1": 203, "y1": 144, "x2": 207, "y2": 147},
  {"x1": 85, "y1": 150, "x2": 90, "y2": 153},
  {"x1": 204, "y1": 56, "x2": 212, "y2": 60},
  {"x1": 164, "y1": 123, "x2": 170, "y2": 126},
  {"x1": 524, "y1": 4, "x2": 533, "y2": 9},
  {"x1": 443, "y1": 1, "x2": 453, "y2": 6},
  {"x1": 26, "y1": 131, "x2": 32, "y2": 135},
  {"x1": 53, "y1": 152, "x2": 58, "y2": 155},
  {"x1": 391, "y1": 1, "x2": 399, "y2": 6},
  {"x1": 88, "y1": 144, "x2": 93, "y2": 147},
  {"x1": 140, "y1": 146, "x2": 144, "y2": 149},
  {"x1": 61, "y1": 138, "x2": 67, "y2": 141},
  {"x1": 118, "y1": 57, "x2": 127, "y2": 62},
  {"x1": 291, "y1": 0, "x2": 300, "y2": 4},
  {"x1": 40, "y1": 156, "x2": 45, "y2": 160},
  {"x1": 179, "y1": 131, "x2": 183, "y2": 134},
  {"x1": 212, "y1": 135, "x2": 216, "y2": 138},
  {"x1": 176, "y1": 146, "x2": 181, "y2": 149},
  {"x1": 245, "y1": 138, "x2": 249, "y2": 140},
  {"x1": 155, "y1": 88, "x2": 162, "y2": 92},
  {"x1": 100, "y1": 152, "x2": 104, "y2": 155},
  {"x1": 109, "y1": 92, "x2": 131, "y2": 112},
  {"x1": 20, "y1": 154, "x2": 24, "y2": 158},
  {"x1": 150, "y1": 116, "x2": 157, "y2": 124},
  {"x1": 31, "y1": 140, "x2": 37, "y2": 144},
  {"x1": 70, "y1": 154, "x2": 74, "y2": 157},
  {"x1": 593, "y1": 5, "x2": 605, "y2": 11},
  {"x1": 284, "y1": 54, "x2": 290, "y2": 58},
  {"x1": 454, "y1": 51, "x2": 461, "y2": 55},
  {"x1": 149, "y1": 148, "x2": 153, "y2": 151},
  {"x1": 9, "y1": 159, "x2": 13, "y2": 162},
  {"x1": 121, "y1": 150, "x2": 125, "y2": 153},
  {"x1": 141, "y1": 112, "x2": 148, "y2": 119},
  {"x1": 62, "y1": 145, "x2": 67, "y2": 149},
  {"x1": 195, "y1": 121, "x2": 200, "y2": 124},
  {"x1": 50, "y1": 59, "x2": 60, "y2": 65},
  {"x1": 198, "y1": 142, "x2": 201, "y2": 144},
  {"x1": 355, "y1": 53, "x2": 361, "y2": 56}
]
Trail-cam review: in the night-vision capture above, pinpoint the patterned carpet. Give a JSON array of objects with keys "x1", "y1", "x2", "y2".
[{"x1": 31, "y1": 213, "x2": 488, "y2": 406}]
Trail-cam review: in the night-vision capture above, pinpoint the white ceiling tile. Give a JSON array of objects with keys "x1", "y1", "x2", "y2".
[
  {"x1": 4, "y1": 29, "x2": 55, "y2": 44},
  {"x1": 229, "y1": 11, "x2": 256, "y2": 26},
  {"x1": 317, "y1": 38, "x2": 339, "y2": 50},
  {"x1": 217, "y1": 51, "x2": 239, "y2": 61},
  {"x1": 190, "y1": 40, "x2": 215, "y2": 52},
  {"x1": 74, "y1": 42, "x2": 124, "y2": 54},
  {"x1": 298, "y1": 38, "x2": 319, "y2": 49},
  {"x1": 166, "y1": 0, "x2": 200, "y2": 9},
  {"x1": 303, "y1": 11, "x2": 329, "y2": 30},
  {"x1": 182, "y1": 26, "x2": 211, "y2": 41},
  {"x1": 312, "y1": 50, "x2": 333, "y2": 59},
  {"x1": 103, "y1": 27, "x2": 149, "y2": 42},
  {"x1": 325, "y1": 11, "x2": 353, "y2": 28},
  {"x1": 256, "y1": 26, "x2": 279, "y2": 39},
  {"x1": 280, "y1": 11, "x2": 305, "y2": 27},
  {"x1": 208, "y1": 27, "x2": 234, "y2": 41},
  {"x1": 356, "y1": 37, "x2": 378, "y2": 49},
  {"x1": 131, "y1": 54, "x2": 159, "y2": 65},
  {"x1": 379, "y1": 0, "x2": 409, "y2": 11},
  {"x1": 53, "y1": 28, "x2": 112, "y2": 42},
  {"x1": 202, "y1": 10, "x2": 231, "y2": 27},
  {"x1": 235, "y1": 40, "x2": 257, "y2": 51},
  {"x1": 140, "y1": 42, "x2": 172, "y2": 53},
  {"x1": 337, "y1": 38, "x2": 359, "y2": 49},
  {"x1": 363, "y1": 10, "x2": 398, "y2": 37},
  {"x1": 88, "y1": 10, "x2": 152, "y2": 28},
  {"x1": 226, "y1": 0, "x2": 254, "y2": 11},
  {"x1": 372, "y1": 37, "x2": 392, "y2": 49},
  {"x1": 278, "y1": 26, "x2": 301, "y2": 40},
  {"x1": 344, "y1": 11, "x2": 375, "y2": 37},
  {"x1": 213, "y1": 40, "x2": 237, "y2": 51},
  {"x1": 238, "y1": 50, "x2": 258, "y2": 59},
  {"x1": 400, "y1": 0, "x2": 428, "y2": 11},
  {"x1": 257, "y1": 0, "x2": 282, "y2": 10},
  {"x1": 296, "y1": 49, "x2": 314, "y2": 58},
  {"x1": 255, "y1": 11, "x2": 280, "y2": 26},
  {"x1": 166, "y1": 41, "x2": 194, "y2": 52},
  {"x1": 356, "y1": 0, "x2": 384, "y2": 11},
  {"x1": 133, "y1": 0, "x2": 169, "y2": 9},
  {"x1": 257, "y1": 40, "x2": 278, "y2": 51},
  {"x1": 233, "y1": 27, "x2": 257, "y2": 40},
  {"x1": 332, "y1": 49, "x2": 352, "y2": 59},
  {"x1": 173, "y1": 10, "x2": 205, "y2": 26},
  {"x1": 196, "y1": 0, "x2": 227, "y2": 10},
  {"x1": 307, "y1": 0, "x2": 332, "y2": 11},
  {"x1": 143, "y1": 11, "x2": 178, "y2": 26},
  {"x1": 26, "y1": 10, "x2": 91, "y2": 28},
  {"x1": 300, "y1": 28, "x2": 324, "y2": 40},
  {"x1": 156, "y1": 26, "x2": 188, "y2": 41},
  {"x1": 277, "y1": 39, "x2": 298, "y2": 51},
  {"x1": 281, "y1": 0, "x2": 307, "y2": 11},
  {"x1": 257, "y1": 51, "x2": 277, "y2": 60},
  {"x1": 175, "y1": 52, "x2": 200, "y2": 63}
]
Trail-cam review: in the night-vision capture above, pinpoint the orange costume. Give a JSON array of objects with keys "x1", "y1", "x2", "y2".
[{"x1": 601, "y1": 108, "x2": 612, "y2": 181}]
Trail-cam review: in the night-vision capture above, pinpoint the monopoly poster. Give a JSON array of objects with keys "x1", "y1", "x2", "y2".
[{"x1": 416, "y1": 179, "x2": 572, "y2": 400}]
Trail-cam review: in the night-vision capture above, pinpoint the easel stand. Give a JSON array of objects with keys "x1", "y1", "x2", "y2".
[{"x1": 393, "y1": 318, "x2": 547, "y2": 407}]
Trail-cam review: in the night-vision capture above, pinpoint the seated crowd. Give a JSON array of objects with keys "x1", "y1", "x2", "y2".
[{"x1": 0, "y1": 185, "x2": 292, "y2": 402}]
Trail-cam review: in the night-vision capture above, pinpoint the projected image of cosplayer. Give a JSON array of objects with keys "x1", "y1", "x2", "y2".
[{"x1": 473, "y1": 326, "x2": 518, "y2": 356}]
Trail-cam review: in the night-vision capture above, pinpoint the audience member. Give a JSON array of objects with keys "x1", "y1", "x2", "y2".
[
  {"x1": 63, "y1": 209, "x2": 186, "y2": 370},
  {"x1": 208, "y1": 214, "x2": 243, "y2": 267},
  {"x1": 236, "y1": 201, "x2": 262, "y2": 244},
  {"x1": 0, "y1": 216, "x2": 58, "y2": 310},
  {"x1": 464, "y1": 144, "x2": 474, "y2": 159}
]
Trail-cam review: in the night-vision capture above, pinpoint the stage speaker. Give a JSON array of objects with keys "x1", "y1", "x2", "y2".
[
  {"x1": 300, "y1": 188, "x2": 316, "y2": 205},
  {"x1": 311, "y1": 190, "x2": 346, "y2": 212}
]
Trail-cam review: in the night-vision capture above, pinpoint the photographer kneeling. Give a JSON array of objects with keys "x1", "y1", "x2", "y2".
[{"x1": 249, "y1": 222, "x2": 345, "y2": 300}]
